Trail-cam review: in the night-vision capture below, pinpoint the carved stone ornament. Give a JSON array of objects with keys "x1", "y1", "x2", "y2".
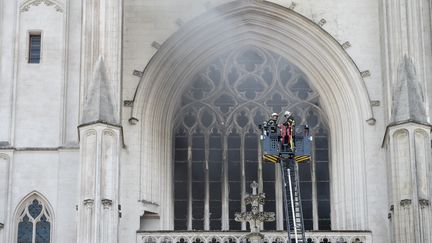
[
  {"x1": 83, "y1": 199, "x2": 94, "y2": 208},
  {"x1": 289, "y1": 2, "x2": 297, "y2": 10},
  {"x1": 342, "y1": 41, "x2": 352, "y2": 50},
  {"x1": 361, "y1": 70, "x2": 371, "y2": 78},
  {"x1": 102, "y1": 199, "x2": 113, "y2": 209},
  {"x1": 21, "y1": 0, "x2": 63, "y2": 13},
  {"x1": 235, "y1": 181, "x2": 275, "y2": 235},
  {"x1": 400, "y1": 199, "x2": 412, "y2": 208},
  {"x1": 318, "y1": 19, "x2": 327, "y2": 27},
  {"x1": 419, "y1": 199, "x2": 429, "y2": 208}
]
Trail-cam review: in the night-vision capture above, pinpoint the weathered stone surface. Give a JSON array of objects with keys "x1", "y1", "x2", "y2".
[
  {"x1": 81, "y1": 56, "x2": 119, "y2": 125},
  {"x1": 391, "y1": 56, "x2": 428, "y2": 124}
]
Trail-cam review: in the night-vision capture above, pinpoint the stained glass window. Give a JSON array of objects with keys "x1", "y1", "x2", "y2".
[
  {"x1": 17, "y1": 197, "x2": 51, "y2": 243},
  {"x1": 174, "y1": 46, "x2": 330, "y2": 231}
]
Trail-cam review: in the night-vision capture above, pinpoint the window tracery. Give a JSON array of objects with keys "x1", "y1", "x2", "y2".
[
  {"x1": 16, "y1": 196, "x2": 52, "y2": 243},
  {"x1": 174, "y1": 46, "x2": 330, "y2": 231}
]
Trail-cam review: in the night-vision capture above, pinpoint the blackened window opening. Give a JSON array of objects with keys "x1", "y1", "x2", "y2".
[
  {"x1": 174, "y1": 46, "x2": 330, "y2": 231},
  {"x1": 29, "y1": 34, "x2": 41, "y2": 64}
]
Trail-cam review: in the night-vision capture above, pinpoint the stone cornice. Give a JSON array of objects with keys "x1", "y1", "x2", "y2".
[
  {"x1": 0, "y1": 146, "x2": 79, "y2": 151},
  {"x1": 381, "y1": 119, "x2": 432, "y2": 148},
  {"x1": 77, "y1": 121, "x2": 125, "y2": 148}
]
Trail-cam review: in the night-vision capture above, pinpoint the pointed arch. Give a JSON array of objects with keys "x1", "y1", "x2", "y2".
[
  {"x1": 131, "y1": 0, "x2": 373, "y2": 230},
  {"x1": 12, "y1": 191, "x2": 54, "y2": 243},
  {"x1": 19, "y1": 0, "x2": 64, "y2": 13}
]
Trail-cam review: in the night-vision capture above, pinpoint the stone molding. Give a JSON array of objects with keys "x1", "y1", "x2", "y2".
[
  {"x1": 137, "y1": 231, "x2": 373, "y2": 243},
  {"x1": 419, "y1": 199, "x2": 429, "y2": 208},
  {"x1": 130, "y1": 0, "x2": 373, "y2": 230},
  {"x1": 83, "y1": 199, "x2": 94, "y2": 208},
  {"x1": 20, "y1": 0, "x2": 63, "y2": 13},
  {"x1": 400, "y1": 199, "x2": 412, "y2": 209},
  {"x1": 102, "y1": 199, "x2": 113, "y2": 209}
]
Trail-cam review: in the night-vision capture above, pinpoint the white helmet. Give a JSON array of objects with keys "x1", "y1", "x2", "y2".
[
  {"x1": 284, "y1": 111, "x2": 292, "y2": 117},
  {"x1": 271, "y1": 112, "x2": 278, "y2": 117}
]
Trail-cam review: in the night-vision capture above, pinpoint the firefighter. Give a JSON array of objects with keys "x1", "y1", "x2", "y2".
[
  {"x1": 267, "y1": 112, "x2": 279, "y2": 125},
  {"x1": 280, "y1": 111, "x2": 295, "y2": 152},
  {"x1": 267, "y1": 112, "x2": 279, "y2": 133}
]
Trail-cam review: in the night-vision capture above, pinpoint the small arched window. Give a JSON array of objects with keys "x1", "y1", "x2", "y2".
[{"x1": 16, "y1": 194, "x2": 52, "y2": 243}]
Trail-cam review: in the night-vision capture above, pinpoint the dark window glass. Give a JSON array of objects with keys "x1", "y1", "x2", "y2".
[
  {"x1": 175, "y1": 162, "x2": 188, "y2": 181},
  {"x1": 192, "y1": 182, "x2": 205, "y2": 199},
  {"x1": 303, "y1": 219, "x2": 313, "y2": 230},
  {"x1": 298, "y1": 162, "x2": 311, "y2": 181},
  {"x1": 17, "y1": 199, "x2": 51, "y2": 243},
  {"x1": 174, "y1": 182, "x2": 187, "y2": 200},
  {"x1": 315, "y1": 150, "x2": 329, "y2": 161},
  {"x1": 316, "y1": 162, "x2": 330, "y2": 181},
  {"x1": 228, "y1": 150, "x2": 240, "y2": 162},
  {"x1": 319, "y1": 219, "x2": 331, "y2": 230},
  {"x1": 302, "y1": 200, "x2": 313, "y2": 220},
  {"x1": 263, "y1": 182, "x2": 275, "y2": 199},
  {"x1": 300, "y1": 182, "x2": 312, "y2": 200},
  {"x1": 175, "y1": 137, "x2": 188, "y2": 149},
  {"x1": 317, "y1": 182, "x2": 330, "y2": 200},
  {"x1": 228, "y1": 161, "x2": 240, "y2": 181},
  {"x1": 192, "y1": 150, "x2": 205, "y2": 162},
  {"x1": 262, "y1": 163, "x2": 275, "y2": 181},
  {"x1": 18, "y1": 216, "x2": 33, "y2": 243},
  {"x1": 244, "y1": 135, "x2": 258, "y2": 149},
  {"x1": 208, "y1": 163, "x2": 222, "y2": 181},
  {"x1": 209, "y1": 182, "x2": 221, "y2": 200},
  {"x1": 175, "y1": 150, "x2": 187, "y2": 161},
  {"x1": 192, "y1": 163, "x2": 205, "y2": 181},
  {"x1": 192, "y1": 220, "x2": 204, "y2": 230},
  {"x1": 192, "y1": 201, "x2": 205, "y2": 220},
  {"x1": 174, "y1": 220, "x2": 187, "y2": 230},
  {"x1": 29, "y1": 34, "x2": 41, "y2": 64},
  {"x1": 245, "y1": 161, "x2": 258, "y2": 181},
  {"x1": 28, "y1": 200, "x2": 42, "y2": 218},
  {"x1": 209, "y1": 150, "x2": 222, "y2": 162},
  {"x1": 35, "y1": 216, "x2": 50, "y2": 243},
  {"x1": 229, "y1": 182, "x2": 241, "y2": 200},
  {"x1": 175, "y1": 201, "x2": 188, "y2": 219},
  {"x1": 209, "y1": 201, "x2": 222, "y2": 219},
  {"x1": 210, "y1": 220, "x2": 221, "y2": 230},
  {"x1": 318, "y1": 200, "x2": 331, "y2": 219}
]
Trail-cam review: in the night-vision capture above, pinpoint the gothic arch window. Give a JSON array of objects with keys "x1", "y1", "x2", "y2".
[
  {"x1": 173, "y1": 46, "x2": 330, "y2": 231},
  {"x1": 15, "y1": 194, "x2": 52, "y2": 243}
]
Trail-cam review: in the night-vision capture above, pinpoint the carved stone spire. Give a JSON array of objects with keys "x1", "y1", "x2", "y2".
[
  {"x1": 81, "y1": 56, "x2": 119, "y2": 125},
  {"x1": 391, "y1": 56, "x2": 427, "y2": 124}
]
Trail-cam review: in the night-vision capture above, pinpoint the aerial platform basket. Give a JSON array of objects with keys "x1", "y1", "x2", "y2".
[{"x1": 260, "y1": 124, "x2": 312, "y2": 163}]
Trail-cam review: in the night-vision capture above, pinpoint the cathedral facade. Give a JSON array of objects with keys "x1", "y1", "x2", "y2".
[{"x1": 0, "y1": 0, "x2": 431, "y2": 242}]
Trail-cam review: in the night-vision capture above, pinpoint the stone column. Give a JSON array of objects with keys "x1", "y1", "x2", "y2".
[
  {"x1": 77, "y1": 0, "x2": 122, "y2": 242},
  {"x1": 78, "y1": 122, "x2": 121, "y2": 243},
  {"x1": 384, "y1": 56, "x2": 432, "y2": 243},
  {"x1": 381, "y1": 1, "x2": 432, "y2": 241},
  {"x1": 386, "y1": 123, "x2": 432, "y2": 243}
]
